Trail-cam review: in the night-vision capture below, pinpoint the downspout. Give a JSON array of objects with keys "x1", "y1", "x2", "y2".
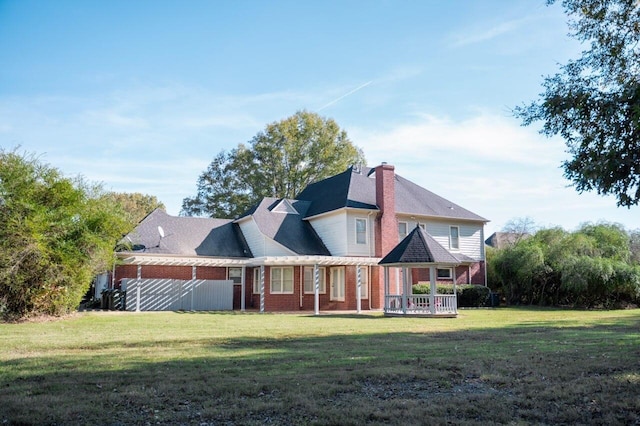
[
  {"x1": 367, "y1": 211, "x2": 374, "y2": 311},
  {"x1": 481, "y1": 225, "x2": 488, "y2": 287},
  {"x1": 368, "y1": 265, "x2": 372, "y2": 310}
]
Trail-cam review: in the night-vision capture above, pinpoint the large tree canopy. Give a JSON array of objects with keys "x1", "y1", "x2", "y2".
[
  {"x1": 0, "y1": 150, "x2": 133, "y2": 319},
  {"x1": 104, "y1": 192, "x2": 165, "y2": 224},
  {"x1": 515, "y1": 0, "x2": 640, "y2": 207},
  {"x1": 182, "y1": 111, "x2": 366, "y2": 218}
]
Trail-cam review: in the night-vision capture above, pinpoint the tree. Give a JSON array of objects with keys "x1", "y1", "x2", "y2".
[
  {"x1": 0, "y1": 149, "x2": 133, "y2": 320},
  {"x1": 502, "y1": 216, "x2": 537, "y2": 244},
  {"x1": 104, "y1": 192, "x2": 165, "y2": 224},
  {"x1": 182, "y1": 110, "x2": 366, "y2": 218},
  {"x1": 515, "y1": 0, "x2": 640, "y2": 207}
]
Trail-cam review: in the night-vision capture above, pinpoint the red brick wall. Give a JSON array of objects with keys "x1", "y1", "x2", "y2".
[
  {"x1": 408, "y1": 263, "x2": 487, "y2": 286},
  {"x1": 197, "y1": 267, "x2": 226, "y2": 280},
  {"x1": 374, "y1": 164, "x2": 398, "y2": 258},
  {"x1": 114, "y1": 265, "x2": 228, "y2": 283},
  {"x1": 115, "y1": 265, "x2": 138, "y2": 282}
]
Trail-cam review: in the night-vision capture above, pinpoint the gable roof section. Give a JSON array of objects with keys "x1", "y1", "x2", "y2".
[
  {"x1": 120, "y1": 209, "x2": 252, "y2": 258},
  {"x1": 297, "y1": 166, "x2": 487, "y2": 222},
  {"x1": 239, "y1": 198, "x2": 331, "y2": 256},
  {"x1": 393, "y1": 174, "x2": 487, "y2": 221},
  {"x1": 379, "y1": 226, "x2": 460, "y2": 265}
]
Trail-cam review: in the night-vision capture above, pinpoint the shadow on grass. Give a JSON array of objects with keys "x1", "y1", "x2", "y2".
[{"x1": 1, "y1": 319, "x2": 639, "y2": 425}]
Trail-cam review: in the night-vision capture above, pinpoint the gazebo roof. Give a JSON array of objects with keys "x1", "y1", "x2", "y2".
[{"x1": 379, "y1": 225, "x2": 461, "y2": 266}]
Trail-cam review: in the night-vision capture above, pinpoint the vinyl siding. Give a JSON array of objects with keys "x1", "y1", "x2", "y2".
[
  {"x1": 397, "y1": 216, "x2": 484, "y2": 261},
  {"x1": 345, "y1": 211, "x2": 374, "y2": 256},
  {"x1": 307, "y1": 211, "x2": 348, "y2": 256},
  {"x1": 238, "y1": 218, "x2": 295, "y2": 257}
]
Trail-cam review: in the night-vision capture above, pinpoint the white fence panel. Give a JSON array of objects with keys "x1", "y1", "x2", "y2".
[{"x1": 125, "y1": 279, "x2": 233, "y2": 311}]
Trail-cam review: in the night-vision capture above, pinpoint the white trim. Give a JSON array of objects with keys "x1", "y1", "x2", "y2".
[
  {"x1": 117, "y1": 253, "x2": 382, "y2": 268},
  {"x1": 303, "y1": 206, "x2": 379, "y2": 222}
]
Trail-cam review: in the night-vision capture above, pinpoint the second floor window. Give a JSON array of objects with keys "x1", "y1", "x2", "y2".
[
  {"x1": 398, "y1": 222, "x2": 408, "y2": 240},
  {"x1": 450, "y1": 226, "x2": 460, "y2": 250},
  {"x1": 355, "y1": 218, "x2": 367, "y2": 244}
]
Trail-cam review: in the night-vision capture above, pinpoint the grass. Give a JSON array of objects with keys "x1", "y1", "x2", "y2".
[{"x1": 1, "y1": 308, "x2": 639, "y2": 425}]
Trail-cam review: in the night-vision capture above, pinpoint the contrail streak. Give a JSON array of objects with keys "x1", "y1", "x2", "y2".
[{"x1": 317, "y1": 80, "x2": 373, "y2": 111}]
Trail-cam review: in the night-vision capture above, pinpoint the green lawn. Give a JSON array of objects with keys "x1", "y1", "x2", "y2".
[{"x1": 1, "y1": 308, "x2": 639, "y2": 425}]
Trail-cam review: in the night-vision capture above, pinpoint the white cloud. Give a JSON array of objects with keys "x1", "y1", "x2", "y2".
[
  {"x1": 450, "y1": 18, "x2": 526, "y2": 47},
  {"x1": 351, "y1": 111, "x2": 639, "y2": 235}
]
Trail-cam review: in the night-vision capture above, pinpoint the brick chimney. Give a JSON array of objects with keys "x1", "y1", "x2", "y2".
[{"x1": 374, "y1": 163, "x2": 398, "y2": 257}]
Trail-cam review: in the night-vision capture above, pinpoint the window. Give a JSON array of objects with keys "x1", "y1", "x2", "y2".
[
  {"x1": 450, "y1": 226, "x2": 460, "y2": 250},
  {"x1": 398, "y1": 222, "x2": 408, "y2": 240},
  {"x1": 303, "y1": 266, "x2": 326, "y2": 294},
  {"x1": 271, "y1": 267, "x2": 294, "y2": 294},
  {"x1": 355, "y1": 218, "x2": 367, "y2": 244},
  {"x1": 228, "y1": 267, "x2": 242, "y2": 284},
  {"x1": 330, "y1": 267, "x2": 345, "y2": 301},
  {"x1": 437, "y1": 268, "x2": 452, "y2": 279},
  {"x1": 253, "y1": 268, "x2": 262, "y2": 294},
  {"x1": 356, "y1": 267, "x2": 368, "y2": 299}
]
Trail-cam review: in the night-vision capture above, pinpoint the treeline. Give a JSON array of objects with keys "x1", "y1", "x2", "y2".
[{"x1": 487, "y1": 223, "x2": 640, "y2": 308}]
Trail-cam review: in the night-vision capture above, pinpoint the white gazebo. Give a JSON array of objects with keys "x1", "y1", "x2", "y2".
[{"x1": 379, "y1": 226, "x2": 462, "y2": 317}]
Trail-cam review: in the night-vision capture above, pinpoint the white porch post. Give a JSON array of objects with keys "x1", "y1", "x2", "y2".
[
  {"x1": 384, "y1": 267, "x2": 390, "y2": 312},
  {"x1": 191, "y1": 266, "x2": 197, "y2": 311},
  {"x1": 453, "y1": 266, "x2": 458, "y2": 314},
  {"x1": 241, "y1": 266, "x2": 246, "y2": 312},
  {"x1": 402, "y1": 267, "x2": 408, "y2": 314},
  {"x1": 260, "y1": 265, "x2": 265, "y2": 313},
  {"x1": 314, "y1": 264, "x2": 320, "y2": 316},
  {"x1": 356, "y1": 265, "x2": 362, "y2": 314},
  {"x1": 136, "y1": 264, "x2": 142, "y2": 312},
  {"x1": 429, "y1": 266, "x2": 436, "y2": 315}
]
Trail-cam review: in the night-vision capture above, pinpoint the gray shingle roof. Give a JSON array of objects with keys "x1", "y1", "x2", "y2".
[
  {"x1": 120, "y1": 209, "x2": 252, "y2": 258},
  {"x1": 379, "y1": 226, "x2": 461, "y2": 265},
  {"x1": 297, "y1": 166, "x2": 487, "y2": 222},
  {"x1": 239, "y1": 198, "x2": 331, "y2": 256}
]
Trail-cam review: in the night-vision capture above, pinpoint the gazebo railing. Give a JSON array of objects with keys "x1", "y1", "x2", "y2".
[{"x1": 385, "y1": 294, "x2": 457, "y2": 315}]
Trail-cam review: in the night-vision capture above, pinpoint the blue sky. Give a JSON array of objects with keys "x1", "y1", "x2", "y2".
[{"x1": 1, "y1": 0, "x2": 638, "y2": 236}]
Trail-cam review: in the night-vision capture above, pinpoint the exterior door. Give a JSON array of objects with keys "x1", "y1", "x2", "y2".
[{"x1": 330, "y1": 267, "x2": 345, "y2": 301}]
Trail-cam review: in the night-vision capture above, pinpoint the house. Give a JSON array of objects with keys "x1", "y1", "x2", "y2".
[
  {"x1": 113, "y1": 163, "x2": 488, "y2": 314},
  {"x1": 485, "y1": 232, "x2": 530, "y2": 249}
]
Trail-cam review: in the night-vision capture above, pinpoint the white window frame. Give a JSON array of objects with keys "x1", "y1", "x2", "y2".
[
  {"x1": 303, "y1": 266, "x2": 326, "y2": 294},
  {"x1": 398, "y1": 221, "x2": 408, "y2": 240},
  {"x1": 355, "y1": 218, "x2": 367, "y2": 245},
  {"x1": 252, "y1": 268, "x2": 261, "y2": 294},
  {"x1": 437, "y1": 268, "x2": 453, "y2": 280},
  {"x1": 357, "y1": 267, "x2": 369, "y2": 299},
  {"x1": 450, "y1": 226, "x2": 460, "y2": 250},
  {"x1": 330, "y1": 267, "x2": 345, "y2": 301},
  {"x1": 228, "y1": 267, "x2": 242, "y2": 284},
  {"x1": 270, "y1": 267, "x2": 294, "y2": 294}
]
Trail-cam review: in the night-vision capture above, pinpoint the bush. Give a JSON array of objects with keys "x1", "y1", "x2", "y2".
[{"x1": 458, "y1": 285, "x2": 491, "y2": 307}]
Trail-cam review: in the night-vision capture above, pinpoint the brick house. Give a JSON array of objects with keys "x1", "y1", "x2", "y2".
[{"x1": 113, "y1": 163, "x2": 488, "y2": 313}]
